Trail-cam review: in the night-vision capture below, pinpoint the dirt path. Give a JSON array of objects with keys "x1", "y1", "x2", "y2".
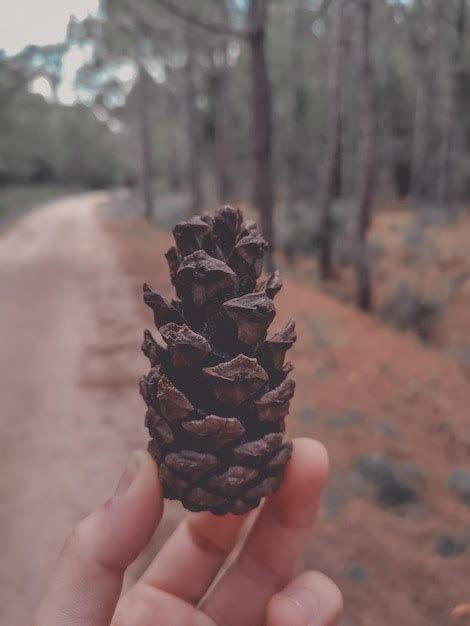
[{"x1": 0, "y1": 194, "x2": 159, "y2": 625}]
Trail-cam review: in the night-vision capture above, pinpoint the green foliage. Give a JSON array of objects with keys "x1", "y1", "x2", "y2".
[
  {"x1": 0, "y1": 183, "x2": 75, "y2": 228},
  {"x1": 379, "y1": 282, "x2": 442, "y2": 341},
  {"x1": 0, "y1": 59, "x2": 128, "y2": 188},
  {"x1": 2, "y1": 0, "x2": 470, "y2": 206}
]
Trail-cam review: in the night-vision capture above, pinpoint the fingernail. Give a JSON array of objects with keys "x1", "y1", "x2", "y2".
[
  {"x1": 284, "y1": 587, "x2": 319, "y2": 625},
  {"x1": 114, "y1": 451, "x2": 142, "y2": 497}
]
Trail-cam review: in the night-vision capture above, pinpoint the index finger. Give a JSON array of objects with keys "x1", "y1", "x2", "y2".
[
  {"x1": 139, "y1": 510, "x2": 248, "y2": 605},
  {"x1": 201, "y1": 438, "x2": 328, "y2": 626}
]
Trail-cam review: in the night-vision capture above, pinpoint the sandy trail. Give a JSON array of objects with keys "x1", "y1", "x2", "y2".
[{"x1": 0, "y1": 194, "x2": 155, "y2": 625}]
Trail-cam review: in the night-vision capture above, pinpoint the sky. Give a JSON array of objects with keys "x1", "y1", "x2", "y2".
[
  {"x1": 2, "y1": 0, "x2": 100, "y2": 104},
  {"x1": 1, "y1": 0, "x2": 99, "y2": 56}
]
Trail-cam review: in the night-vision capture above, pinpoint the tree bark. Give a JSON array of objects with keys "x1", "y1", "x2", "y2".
[
  {"x1": 136, "y1": 63, "x2": 155, "y2": 220},
  {"x1": 212, "y1": 47, "x2": 233, "y2": 203},
  {"x1": 340, "y1": 6, "x2": 357, "y2": 198},
  {"x1": 318, "y1": 0, "x2": 346, "y2": 280},
  {"x1": 213, "y1": 1, "x2": 233, "y2": 204},
  {"x1": 166, "y1": 89, "x2": 183, "y2": 192},
  {"x1": 248, "y1": 0, "x2": 275, "y2": 271},
  {"x1": 410, "y1": 58, "x2": 429, "y2": 200},
  {"x1": 286, "y1": 0, "x2": 304, "y2": 198},
  {"x1": 409, "y1": 0, "x2": 442, "y2": 202},
  {"x1": 437, "y1": 0, "x2": 466, "y2": 207},
  {"x1": 184, "y1": 23, "x2": 203, "y2": 216},
  {"x1": 153, "y1": 0, "x2": 273, "y2": 244},
  {"x1": 409, "y1": 23, "x2": 437, "y2": 202},
  {"x1": 355, "y1": 0, "x2": 375, "y2": 311}
]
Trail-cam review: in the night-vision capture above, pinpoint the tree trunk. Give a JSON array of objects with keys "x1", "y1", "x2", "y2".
[
  {"x1": 318, "y1": 0, "x2": 346, "y2": 280},
  {"x1": 409, "y1": 23, "x2": 438, "y2": 202},
  {"x1": 136, "y1": 64, "x2": 155, "y2": 220},
  {"x1": 410, "y1": 59, "x2": 429, "y2": 200},
  {"x1": 213, "y1": 49, "x2": 233, "y2": 203},
  {"x1": 340, "y1": 6, "x2": 356, "y2": 198},
  {"x1": 166, "y1": 89, "x2": 183, "y2": 192},
  {"x1": 437, "y1": 0, "x2": 466, "y2": 207},
  {"x1": 355, "y1": 0, "x2": 375, "y2": 312},
  {"x1": 184, "y1": 23, "x2": 203, "y2": 216},
  {"x1": 248, "y1": 0, "x2": 275, "y2": 271},
  {"x1": 286, "y1": 0, "x2": 304, "y2": 198},
  {"x1": 409, "y1": 0, "x2": 443, "y2": 202}
]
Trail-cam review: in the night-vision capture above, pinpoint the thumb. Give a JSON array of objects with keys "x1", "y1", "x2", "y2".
[{"x1": 34, "y1": 450, "x2": 163, "y2": 626}]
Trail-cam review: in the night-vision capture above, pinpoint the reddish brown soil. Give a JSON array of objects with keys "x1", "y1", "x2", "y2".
[
  {"x1": 286, "y1": 207, "x2": 470, "y2": 368},
  {"x1": 0, "y1": 196, "x2": 469, "y2": 625}
]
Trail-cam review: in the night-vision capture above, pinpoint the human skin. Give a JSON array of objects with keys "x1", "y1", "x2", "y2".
[{"x1": 34, "y1": 438, "x2": 343, "y2": 626}]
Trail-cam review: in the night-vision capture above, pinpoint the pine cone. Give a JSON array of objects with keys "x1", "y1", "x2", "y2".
[{"x1": 140, "y1": 206, "x2": 296, "y2": 515}]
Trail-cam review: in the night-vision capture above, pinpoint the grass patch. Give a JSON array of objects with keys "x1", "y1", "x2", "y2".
[{"x1": 0, "y1": 184, "x2": 77, "y2": 229}]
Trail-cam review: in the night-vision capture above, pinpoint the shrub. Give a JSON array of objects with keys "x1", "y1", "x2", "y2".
[{"x1": 379, "y1": 282, "x2": 441, "y2": 340}]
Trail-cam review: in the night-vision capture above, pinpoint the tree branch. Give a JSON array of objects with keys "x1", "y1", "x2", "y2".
[{"x1": 153, "y1": 0, "x2": 247, "y2": 38}]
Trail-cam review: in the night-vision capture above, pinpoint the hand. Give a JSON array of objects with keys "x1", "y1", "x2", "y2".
[{"x1": 34, "y1": 438, "x2": 342, "y2": 626}]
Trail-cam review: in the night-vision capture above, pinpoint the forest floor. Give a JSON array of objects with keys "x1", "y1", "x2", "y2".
[
  {"x1": 0, "y1": 192, "x2": 469, "y2": 626},
  {"x1": 282, "y1": 203, "x2": 470, "y2": 372}
]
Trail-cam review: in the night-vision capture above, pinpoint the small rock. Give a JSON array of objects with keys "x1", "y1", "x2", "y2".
[
  {"x1": 308, "y1": 321, "x2": 330, "y2": 349},
  {"x1": 327, "y1": 410, "x2": 362, "y2": 429},
  {"x1": 348, "y1": 370, "x2": 362, "y2": 385},
  {"x1": 435, "y1": 534, "x2": 467, "y2": 558},
  {"x1": 356, "y1": 455, "x2": 395, "y2": 487},
  {"x1": 377, "y1": 420, "x2": 400, "y2": 439},
  {"x1": 377, "y1": 481, "x2": 418, "y2": 507},
  {"x1": 400, "y1": 462, "x2": 428, "y2": 490},
  {"x1": 347, "y1": 564, "x2": 368, "y2": 583},
  {"x1": 324, "y1": 489, "x2": 346, "y2": 519},
  {"x1": 297, "y1": 407, "x2": 317, "y2": 421},
  {"x1": 315, "y1": 364, "x2": 331, "y2": 381},
  {"x1": 448, "y1": 469, "x2": 470, "y2": 505}
]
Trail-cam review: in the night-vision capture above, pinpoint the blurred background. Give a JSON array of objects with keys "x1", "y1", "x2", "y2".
[{"x1": 1, "y1": 0, "x2": 470, "y2": 625}]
